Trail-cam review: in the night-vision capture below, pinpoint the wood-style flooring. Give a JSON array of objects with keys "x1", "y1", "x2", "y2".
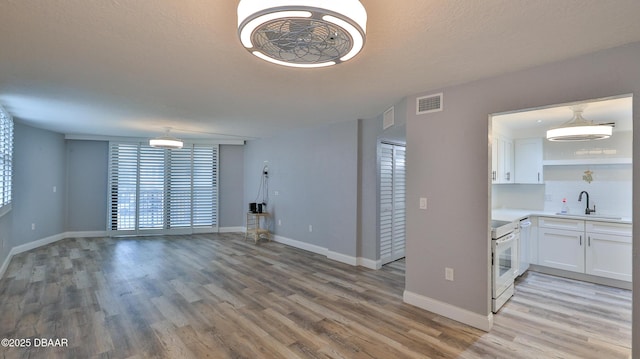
[{"x1": 0, "y1": 233, "x2": 632, "y2": 358}]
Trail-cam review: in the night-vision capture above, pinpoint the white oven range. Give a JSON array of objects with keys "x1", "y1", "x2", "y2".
[{"x1": 491, "y1": 220, "x2": 519, "y2": 313}]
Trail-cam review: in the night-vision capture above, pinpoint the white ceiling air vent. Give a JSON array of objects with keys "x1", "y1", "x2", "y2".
[
  {"x1": 383, "y1": 106, "x2": 395, "y2": 129},
  {"x1": 416, "y1": 93, "x2": 443, "y2": 115}
]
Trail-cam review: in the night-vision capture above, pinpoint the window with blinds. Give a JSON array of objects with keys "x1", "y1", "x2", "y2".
[
  {"x1": 0, "y1": 106, "x2": 13, "y2": 217},
  {"x1": 108, "y1": 142, "x2": 218, "y2": 234}
]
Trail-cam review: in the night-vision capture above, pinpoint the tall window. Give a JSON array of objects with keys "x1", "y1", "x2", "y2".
[
  {"x1": 108, "y1": 142, "x2": 218, "y2": 234},
  {"x1": 0, "y1": 106, "x2": 13, "y2": 217}
]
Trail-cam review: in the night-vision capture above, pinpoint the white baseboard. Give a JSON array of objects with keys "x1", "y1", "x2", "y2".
[
  {"x1": 357, "y1": 257, "x2": 382, "y2": 270},
  {"x1": 403, "y1": 290, "x2": 493, "y2": 332},
  {"x1": 219, "y1": 226, "x2": 245, "y2": 233},
  {"x1": 327, "y1": 251, "x2": 358, "y2": 266},
  {"x1": 272, "y1": 235, "x2": 377, "y2": 269},
  {"x1": 64, "y1": 230, "x2": 108, "y2": 238},
  {"x1": 11, "y1": 232, "x2": 66, "y2": 256},
  {"x1": 272, "y1": 235, "x2": 329, "y2": 257},
  {"x1": 0, "y1": 251, "x2": 13, "y2": 280}
]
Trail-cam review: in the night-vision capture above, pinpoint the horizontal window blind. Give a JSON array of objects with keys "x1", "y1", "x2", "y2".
[
  {"x1": 138, "y1": 146, "x2": 165, "y2": 230},
  {"x1": 0, "y1": 107, "x2": 13, "y2": 214},
  {"x1": 108, "y1": 143, "x2": 218, "y2": 234},
  {"x1": 193, "y1": 146, "x2": 218, "y2": 227},
  {"x1": 167, "y1": 148, "x2": 192, "y2": 228},
  {"x1": 109, "y1": 144, "x2": 138, "y2": 230}
]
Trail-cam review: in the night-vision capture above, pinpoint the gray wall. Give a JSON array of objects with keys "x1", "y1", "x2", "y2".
[
  {"x1": 11, "y1": 122, "x2": 66, "y2": 247},
  {"x1": 357, "y1": 99, "x2": 407, "y2": 261},
  {"x1": 65, "y1": 140, "x2": 108, "y2": 231},
  {"x1": 219, "y1": 144, "x2": 244, "y2": 228},
  {"x1": 404, "y1": 41, "x2": 640, "y2": 328},
  {"x1": 244, "y1": 121, "x2": 358, "y2": 257}
]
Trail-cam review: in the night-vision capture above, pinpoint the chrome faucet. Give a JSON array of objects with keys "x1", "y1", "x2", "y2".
[{"x1": 578, "y1": 191, "x2": 596, "y2": 215}]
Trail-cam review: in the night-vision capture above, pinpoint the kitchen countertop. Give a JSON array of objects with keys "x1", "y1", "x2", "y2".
[{"x1": 492, "y1": 208, "x2": 632, "y2": 224}]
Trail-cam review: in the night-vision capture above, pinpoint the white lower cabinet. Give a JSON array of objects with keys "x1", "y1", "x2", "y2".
[
  {"x1": 538, "y1": 227, "x2": 585, "y2": 273},
  {"x1": 585, "y1": 222, "x2": 632, "y2": 281},
  {"x1": 537, "y1": 217, "x2": 631, "y2": 282}
]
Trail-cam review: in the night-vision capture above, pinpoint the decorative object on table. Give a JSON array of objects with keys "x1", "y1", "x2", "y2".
[{"x1": 583, "y1": 169, "x2": 594, "y2": 183}]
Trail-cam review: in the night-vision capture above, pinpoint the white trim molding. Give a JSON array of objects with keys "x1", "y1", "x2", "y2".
[
  {"x1": 327, "y1": 251, "x2": 357, "y2": 266},
  {"x1": 272, "y1": 235, "x2": 379, "y2": 269},
  {"x1": 219, "y1": 226, "x2": 245, "y2": 233},
  {"x1": 272, "y1": 235, "x2": 329, "y2": 257},
  {"x1": 403, "y1": 290, "x2": 493, "y2": 332},
  {"x1": 357, "y1": 257, "x2": 382, "y2": 270}
]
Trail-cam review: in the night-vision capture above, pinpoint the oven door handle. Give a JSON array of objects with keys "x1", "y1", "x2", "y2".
[{"x1": 496, "y1": 232, "x2": 516, "y2": 244}]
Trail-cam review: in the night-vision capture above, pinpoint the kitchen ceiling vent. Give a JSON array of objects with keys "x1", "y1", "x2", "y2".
[
  {"x1": 383, "y1": 106, "x2": 394, "y2": 129},
  {"x1": 416, "y1": 93, "x2": 443, "y2": 115}
]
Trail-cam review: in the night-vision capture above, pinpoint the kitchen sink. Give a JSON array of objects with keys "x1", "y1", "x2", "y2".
[{"x1": 555, "y1": 213, "x2": 622, "y2": 220}]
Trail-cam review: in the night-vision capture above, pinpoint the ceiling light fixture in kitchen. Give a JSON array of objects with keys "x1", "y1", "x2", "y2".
[
  {"x1": 149, "y1": 128, "x2": 183, "y2": 149},
  {"x1": 237, "y1": 0, "x2": 367, "y2": 68},
  {"x1": 546, "y1": 105, "x2": 613, "y2": 141}
]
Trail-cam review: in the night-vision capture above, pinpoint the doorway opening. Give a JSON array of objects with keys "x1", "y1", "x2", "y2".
[{"x1": 488, "y1": 93, "x2": 632, "y2": 350}]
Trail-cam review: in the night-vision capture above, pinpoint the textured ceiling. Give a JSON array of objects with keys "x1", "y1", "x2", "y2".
[{"x1": 1, "y1": 0, "x2": 640, "y2": 140}]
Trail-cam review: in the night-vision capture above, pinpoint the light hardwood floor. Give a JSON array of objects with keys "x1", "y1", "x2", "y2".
[{"x1": 0, "y1": 233, "x2": 632, "y2": 358}]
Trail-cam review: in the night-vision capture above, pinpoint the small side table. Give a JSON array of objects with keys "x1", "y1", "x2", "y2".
[{"x1": 245, "y1": 212, "x2": 270, "y2": 243}]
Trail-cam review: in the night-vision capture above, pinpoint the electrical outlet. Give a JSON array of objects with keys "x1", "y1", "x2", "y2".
[
  {"x1": 545, "y1": 194, "x2": 553, "y2": 202},
  {"x1": 445, "y1": 267, "x2": 454, "y2": 281},
  {"x1": 53, "y1": 186, "x2": 57, "y2": 193},
  {"x1": 278, "y1": 219, "x2": 281, "y2": 226},
  {"x1": 31, "y1": 223, "x2": 36, "y2": 230},
  {"x1": 308, "y1": 225, "x2": 313, "y2": 232},
  {"x1": 274, "y1": 191, "x2": 279, "y2": 196}
]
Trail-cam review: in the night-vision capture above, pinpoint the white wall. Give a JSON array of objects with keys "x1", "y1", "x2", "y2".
[{"x1": 404, "y1": 41, "x2": 640, "y2": 334}]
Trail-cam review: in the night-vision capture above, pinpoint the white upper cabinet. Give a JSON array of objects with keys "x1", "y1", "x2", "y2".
[
  {"x1": 492, "y1": 134, "x2": 514, "y2": 184},
  {"x1": 515, "y1": 138, "x2": 544, "y2": 184}
]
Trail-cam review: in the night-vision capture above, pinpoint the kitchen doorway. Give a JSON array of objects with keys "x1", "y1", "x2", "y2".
[
  {"x1": 379, "y1": 141, "x2": 406, "y2": 265},
  {"x1": 488, "y1": 94, "x2": 633, "y2": 347}
]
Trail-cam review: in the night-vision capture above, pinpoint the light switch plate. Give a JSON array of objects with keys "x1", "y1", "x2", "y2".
[
  {"x1": 445, "y1": 267, "x2": 454, "y2": 281},
  {"x1": 419, "y1": 197, "x2": 427, "y2": 210}
]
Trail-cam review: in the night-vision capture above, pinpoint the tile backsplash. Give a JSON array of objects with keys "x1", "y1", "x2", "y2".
[{"x1": 542, "y1": 164, "x2": 631, "y2": 217}]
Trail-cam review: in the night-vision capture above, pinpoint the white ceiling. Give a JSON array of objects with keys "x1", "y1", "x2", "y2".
[{"x1": 1, "y1": 1, "x2": 640, "y2": 141}]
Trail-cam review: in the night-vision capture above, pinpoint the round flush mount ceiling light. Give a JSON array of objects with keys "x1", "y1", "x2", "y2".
[
  {"x1": 546, "y1": 105, "x2": 613, "y2": 142},
  {"x1": 237, "y1": 0, "x2": 367, "y2": 68},
  {"x1": 149, "y1": 128, "x2": 184, "y2": 149}
]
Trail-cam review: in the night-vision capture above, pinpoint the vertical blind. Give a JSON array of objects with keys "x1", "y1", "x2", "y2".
[
  {"x1": 0, "y1": 106, "x2": 13, "y2": 215},
  {"x1": 108, "y1": 142, "x2": 218, "y2": 234}
]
